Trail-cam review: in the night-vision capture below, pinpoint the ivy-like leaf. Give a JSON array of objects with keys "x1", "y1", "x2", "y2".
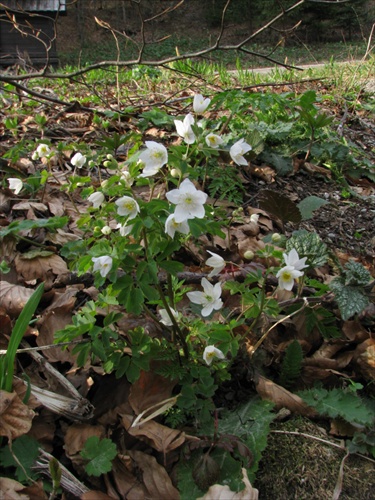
[
  {"x1": 343, "y1": 260, "x2": 372, "y2": 286},
  {"x1": 80, "y1": 436, "x2": 117, "y2": 477},
  {"x1": 329, "y1": 278, "x2": 370, "y2": 320},
  {"x1": 286, "y1": 230, "x2": 329, "y2": 268}
]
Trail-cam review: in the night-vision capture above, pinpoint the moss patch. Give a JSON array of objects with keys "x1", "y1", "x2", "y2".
[{"x1": 255, "y1": 417, "x2": 375, "y2": 499}]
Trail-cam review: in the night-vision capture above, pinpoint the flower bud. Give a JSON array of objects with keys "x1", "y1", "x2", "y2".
[
  {"x1": 272, "y1": 233, "x2": 282, "y2": 243},
  {"x1": 170, "y1": 168, "x2": 181, "y2": 178},
  {"x1": 101, "y1": 225, "x2": 112, "y2": 235},
  {"x1": 243, "y1": 250, "x2": 255, "y2": 260}
]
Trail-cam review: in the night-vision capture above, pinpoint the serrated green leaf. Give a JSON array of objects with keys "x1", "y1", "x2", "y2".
[
  {"x1": 159, "y1": 260, "x2": 184, "y2": 275},
  {"x1": 298, "y1": 388, "x2": 375, "y2": 426},
  {"x1": 80, "y1": 436, "x2": 117, "y2": 477},
  {"x1": 297, "y1": 196, "x2": 328, "y2": 220},
  {"x1": 329, "y1": 278, "x2": 370, "y2": 320},
  {"x1": 260, "y1": 151, "x2": 293, "y2": 176}
]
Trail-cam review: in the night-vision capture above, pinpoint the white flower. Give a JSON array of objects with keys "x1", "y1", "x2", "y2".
[
  {"x1": 203, "y1": 345, "x2": 225, "y2": 366},
  {"x1": 120, "y1": 169, "x2": 135, "y2": 187},
  {"x1": 276, "y1": 265, "x2": 304, "y2": 291},
  {"x1": 205, "y1": 133, "x2": 224, "y2": 149},
  {"x1": 115, "y1": 196, "x2": 140, "y2": 219},
  {"x1": 166, "y1": 178, "x2": 207, "y2": 223},
  {"x1": 8, "y1": 178, "x2": 23, "y2": 195},
  {"x1": 139, "y1": 141, "x2": 168, "y2": 177},
  {"x1": 174, "y1": 113, "x2": 196, "y2": 144},
  {"x1": 250, "y1": 213, "x2": 259, "y2": 224},
  {"x1": 33, "y1": 143, "x2": 51, "y2": 159},
  {"x1": 71, "y1": 152, "x2": 86, "y2": 169},
  {"x1": 87, "y1": 191, "x2": 105, "y2": 208},
  {"x1": 187, "y1": 277, "x2": 223, "y2": 317},
  {"x1": 92, "y1": 256, "x2": 113, "y2": 278},
  {"x1": 101, "y1": 225, "x2": 111, "y2": 235},
  {"x1": 165, "y1": 213, "x2": 190, "y2": 238},
  {"x1": 229, "y1": 138, "x2": 252, "y2": 166},
  {"x1": 193, "y1": 94, "x2": 211, "y2": 113},
  {"x1": 283, "y1": 248, "x2": 308, "y2": 271},
  {"x1": 206, "y1": 251, "x2": 225, "y2": 278},
  {"x1": 159, "y1": 308, "x2": 179, "y2": 326},
  {"x1": 117, "y1": 222, "x2": 133, "y2": 236}
]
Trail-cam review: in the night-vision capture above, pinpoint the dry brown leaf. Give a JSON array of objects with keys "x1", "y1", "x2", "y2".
[
  {"x1": 129, "y1": 370, "x2": 177, "y2": 415},
  {"x1": 256, "y1": 375, "x2": 317, "y2": 417},
  {"x1": 352, "y1": 339, "x2": 375, "y2": 381},
  {"x1": 0, "y1": 391, "x2": 35, "y2": 440},
  {"x1": 64, "y1": 424, "x2": 105, "y2": 463},
  {"x1": 15, "y1": 253, "x2": 68, "y2": 285},
  {"x1": 128, "y1": 450, "x2": 180, "y2": 500},
  {"x1": 0, "y1": 281, "x2": 34, "y2": 316},
  {"x1": 12, "y1": 201, "x2": 49, "y2": 212},
  {"x1": 197, "y1": 468, "x2": 258, "y2": 500},
  {"x1": 342, "y1": 320, "x2": 370, "y2": 342},
  {"x1": 121, "y1": 414, "x2": 185, "y2": 454},
  {"x1": 36, "y1": 288, "x2": 78, "y2": 363},
  {"x1": 109, "y1": 455, "x2": 146, "y2": 500},
  {"x1": 0, "y1": 477, "x2": 30, "y2": 500},
  {"x1": 81, "y1": 492, "x2": 116, "y2": 500}
]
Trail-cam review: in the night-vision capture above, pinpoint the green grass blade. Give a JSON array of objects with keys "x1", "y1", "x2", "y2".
[{"x1": 1, "y1": 282, "x2": 44, "y2": 392}]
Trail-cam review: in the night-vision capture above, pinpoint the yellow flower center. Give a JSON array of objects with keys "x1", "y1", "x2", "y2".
[{"x1": 282, "y1": 271, "x2": 292, "y2": 281}]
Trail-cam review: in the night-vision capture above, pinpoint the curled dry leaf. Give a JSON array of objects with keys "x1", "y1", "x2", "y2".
[
  {"x1": 0, "y1": 281, "x2": 34, "y2": 317},
  {"x1": 36, "y1": 288, "x2": 78, "y2": 363},
  {"x1": 0, "y1": 391, "x2": 35, "y2": 440},
  {"x1": 15, "y1": 252, "x2": 68, "y2": 286},
  {"x1": 197, "y1": 467, "x2": 258, "y2": 500},
  {"x1": 128, "y1": 450, "x2": 180, "y2": 500},
  {"x1": 352, "y1": 338, "x2": 375, "y2": 381},
  {"x1": 0, "y1": 477, "x2": 31, "y2": 500},
  {"x1": 121, "y1": 414, "x2": 185, "y2": 454},
  {"x1": 255, "y1": 375, "x2": 317, "y2": 418},
  {"x1": 64, "y1": 423, "x2": 105, "y2": 464}
]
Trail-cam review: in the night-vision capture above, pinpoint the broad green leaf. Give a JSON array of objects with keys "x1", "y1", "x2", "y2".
[
  {"x1": 297, "y1": 195, "x2": 328, "y2": 220},
  {"x1": 260, "y1": 151, "x2": 293, "y2": 176},
  {"x1": 0, "y1": 216, "x2": 69, "y2": 238},
  {"x1": 343, "y1": 260, "x2": 372, "y2": 286},
  {"x1": 0, "y1": 435, "x2": 40, "y2": 483}
]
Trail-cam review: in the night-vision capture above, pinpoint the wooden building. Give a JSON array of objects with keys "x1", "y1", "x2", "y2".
[{"x1": 0, "y1": 0, "x2": 66, "y2": 66}]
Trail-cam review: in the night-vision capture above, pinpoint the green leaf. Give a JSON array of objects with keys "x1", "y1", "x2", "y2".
[
  {"x1": 218, "y1": 397, "x2": 276, "y2": 482},
  {"x1": 279, "y1": 340, "x2": 303, "y2": 388},
  {"x1": 0, "y1": 435, "x2": 40, "y2": 483},
  {"x1": 298, "y1": 388, "x2": 375, "y2": 426},
  {"x1": 343, "y1": 260, "x2": 372, "y2": 286},
  {"x1": 1, "y1": 282, "x2": 44, "y2": 392},
  {"x1": 297, "y1": 196, "x2": 328, "y2": 220},
  {"x1": 329, "y1": 278, "x2": 370, "y2": 320},
  {"x1": 286, "y1": 231, "x2": 329, "y2": 268},
  {"x1": 0, "y1": 217, "x2": 69, "y2": 238},
  {"x1": 259, "y1": 152, "x2": 293, "y2": 176},
  {"x1": 80, "y1": 436, "x2": 117, "y2": 477},
  {"x1": 159, "y1": 260, "x2": 184, "y2": 275}
]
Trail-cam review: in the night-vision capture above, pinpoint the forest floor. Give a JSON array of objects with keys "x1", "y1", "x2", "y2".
[{"x1": 0, "y1": 20, "x2": 375, "y2": 499}]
